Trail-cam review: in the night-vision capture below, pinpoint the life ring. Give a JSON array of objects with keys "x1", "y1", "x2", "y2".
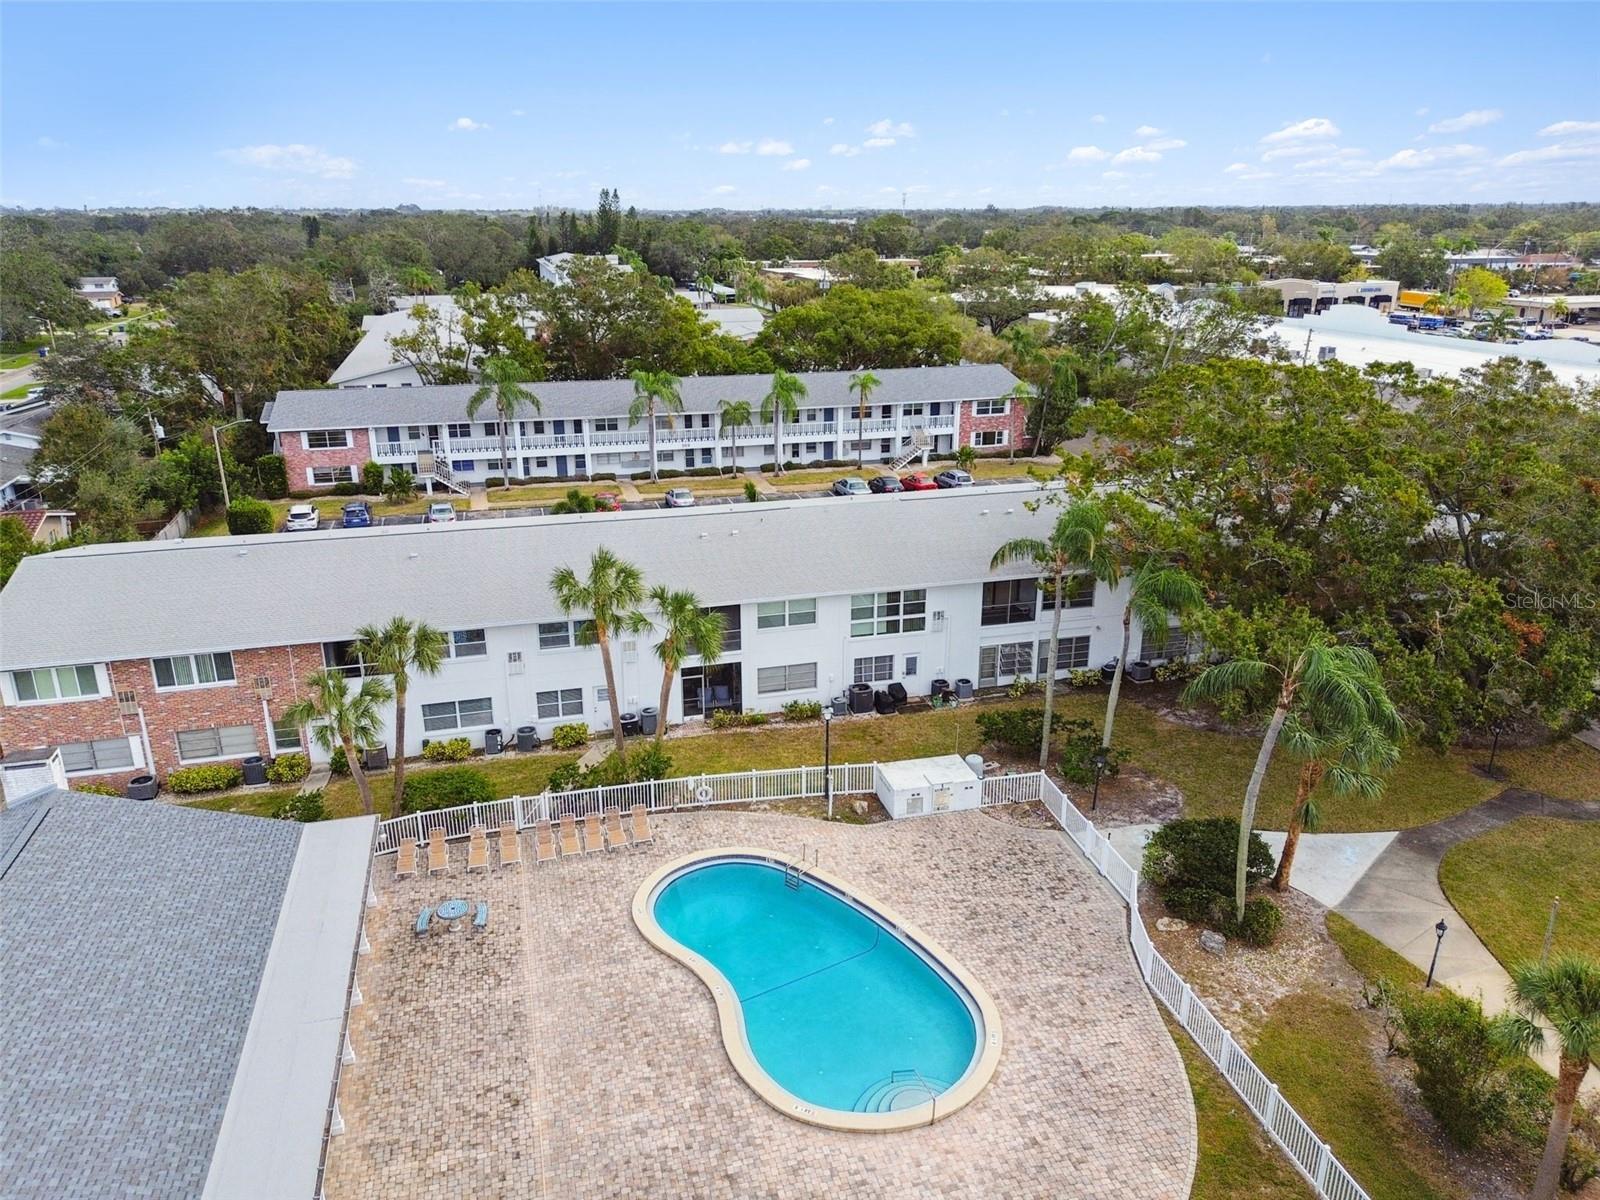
[{"x1": 695, "y1": 784, "x2": 714, "y2": 804}]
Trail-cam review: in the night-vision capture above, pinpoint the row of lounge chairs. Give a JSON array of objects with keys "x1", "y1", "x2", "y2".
[
  {"x1": 393, "y1": 806, "x2": 654, "y2": 877},
  {"x1": 395, "y1": 822, "x2": 522, "y2": 879}
]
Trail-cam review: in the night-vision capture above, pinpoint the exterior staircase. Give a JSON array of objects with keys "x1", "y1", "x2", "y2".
[
  {"x1": 426, "y1": 445, "x2": 469, "y2": 495},
  {"x1": 888, "y1": 427, "x2": 931, "y2": 472}
]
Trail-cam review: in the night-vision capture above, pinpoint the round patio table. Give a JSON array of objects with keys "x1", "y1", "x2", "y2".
[{"x1": 435, "y1": 899, "x2": 470, "y2": 923}]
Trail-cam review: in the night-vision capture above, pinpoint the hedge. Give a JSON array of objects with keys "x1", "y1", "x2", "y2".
[
  {"x1": 422, "y1": 737, "x2": 472, "y2": 762},
  {"x1": 256, "y1": 454, "x2": 288, "y2": 499},
  {"x1": 265, "y1": 752, "x2": 310, "y2": 783},
  {"x1": 167, "y1": 763, "x2": 245, "y2": 794},
  {"x1": 227, "y1": 497, "x2": 274, "y2": 535},
  {"x1": 551, "y1": 722, "x2": 589, "y2": 749},
  {"x1": 402, "y1": 767, "x2": 495, "y2": 812}
]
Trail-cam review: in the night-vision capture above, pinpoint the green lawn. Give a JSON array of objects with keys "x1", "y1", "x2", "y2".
[
  {"x1": 1439, "y1": 817, "x2": 1600, "y2": 969},
  {"x1": 485, "y1": 481, "x2": 614, "y2": 507},
  {"x1": 182, "y1": 787, "x2": 302, "y2": 819},
  {"x1": 1326, "y1": 912, "x2": 1428, "y2": 989},
  {"x1": 0, "y1": 340, "x2": 45, "y2": 370},
  {"x1": 1, "y1": 384, "x2": 38, "y2": 401}
]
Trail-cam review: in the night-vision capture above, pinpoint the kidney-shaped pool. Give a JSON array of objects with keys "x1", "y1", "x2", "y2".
[{"x1": 633, "y1": 850, "x2": 1002, "y2": 1131}]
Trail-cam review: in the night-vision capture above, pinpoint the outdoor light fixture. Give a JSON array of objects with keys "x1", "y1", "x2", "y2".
[
  {"x1": 1089, "y1": 746, "x2": 1110, "y2": 812},
  {"x1": 1426, "y1": 918, "x2": 1448, "y2": 988},
  {"x1": 823, "y1": 708, "x2": 834, "y2": 820}
]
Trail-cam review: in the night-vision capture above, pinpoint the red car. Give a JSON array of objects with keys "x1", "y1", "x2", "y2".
[
  {"x1": 594, "y1": 491, "x2": 622, "y2": 512},
  {"x1": 899, "y1": 472, "x2": 939, "y2": 491}
]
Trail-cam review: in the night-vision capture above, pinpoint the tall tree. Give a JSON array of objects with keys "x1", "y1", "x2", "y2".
[
  {"x1": 549, "y1": 548, "x2": 650, "y2": 758},
  {"x1": 628, "y1": 370, "x2": 683, "y2": 483},
  {"x1": 1102, "y1": 556, "x2": 1204, "y2": 752},
  {"x1": 355, "y1": 616, "x2": 448, "y2": 818},
  {"x1": 847, "y1": 370, "x2": 881, "y2": 468},
  {"x1": 761, "y1": 368, "x2": 807, "y2": 475},
  {"x1": 718, "y1": 398, "x2": 753, "y2": 476},
  {"x1": 1003, "y1": 381, "x2": 1035, "y2": 461},
  {"x1": 467, "y1": 357, "x2": 540, "y2": 492},
  {"x1": 284, "y1": 669, "x2": 394, "y2": 816},
  {"x1": 649, "y1": 587, "x2": 725, "y2": 743}
]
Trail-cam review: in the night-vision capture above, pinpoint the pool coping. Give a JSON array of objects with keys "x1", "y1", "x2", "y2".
[{"x1": 631, "y1": 846, "x2": 1004, "y2": 1133}]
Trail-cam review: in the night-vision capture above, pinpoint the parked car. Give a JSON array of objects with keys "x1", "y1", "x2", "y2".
[
  {"x1": 425, "y1": 501, "x2": 458, "y2": 524},
  {"x1": 594, "y1": 491, "x2": 622, "y2": 512},
  {"x1": 831, "y1": 477, "x2": 870, "y2": 496},
  {"x1": 899, "y1": 472, "x2": 939, "y2": 491},
  {"x1": 934, "y1": 469, "x2": 974, "y2": 488},
  {"x1": 283, "y1": 504, "x2": 320, "y2": 532},
  {"x1": 663, "y1": 487, "x2": 696, "y2": 508},
  {"x1": 24, "y1": 387, "x2": 46, "y2": 401},
  {"x1": 867, "y1": 474, "x2": 904, "y2": 493},
  {"x1": 340, "y1": 501, "x2": 372, "y2": 528}
]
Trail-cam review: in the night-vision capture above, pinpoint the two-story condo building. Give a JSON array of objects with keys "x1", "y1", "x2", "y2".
[
  {"x1": 264, "y1": 363, "x2": 1028, "y2": 491},
  {"x1": 0, "y1": 487, "x2": 1192, "y2": 789}
]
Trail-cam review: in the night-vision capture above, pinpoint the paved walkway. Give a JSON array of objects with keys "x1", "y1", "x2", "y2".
[
  {"x1": 612, "y1": 477, "x2": 644, "y2": 501},
  {"x1": 466, "y1": 485, "x2": 489, "y2": 512},
  {"x1": 299, "y1": 765, "x2": 331, "y2": 795}
]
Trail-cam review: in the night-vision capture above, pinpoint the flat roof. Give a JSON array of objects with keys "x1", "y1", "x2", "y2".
[{"x1": 0, "y1": 484, "x2": 1058, "y2": 669}]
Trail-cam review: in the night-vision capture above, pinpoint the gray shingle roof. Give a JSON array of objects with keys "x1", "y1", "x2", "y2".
[
  {"x1": 266, "y1": 363, "x2": 1020, "y2": 431},
  {"x1": 0, "y1": 485, "x2": 1058, "y2": 669},
  {"x1": 0, "y1": 792, "x2": 303, "y2": 1199}
]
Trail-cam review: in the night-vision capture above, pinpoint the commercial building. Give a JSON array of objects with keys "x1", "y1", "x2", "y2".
[
  {"x1": 1255, "y1": 278, "x2": 1400, "y2": 317},
  {"x1": 263, "y1": 363, "x2": 1027, "y2": 492},
  {"x1": 1499, "y1": 293, "x2": 1600, "y2": 324},
  {"x1": 0, "y1": 487, "x2": 1189, "y2": 788}
]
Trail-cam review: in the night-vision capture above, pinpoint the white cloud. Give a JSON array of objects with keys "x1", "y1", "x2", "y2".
[
  {"x1": 866, "y1": 118, "x2": 915, "y2": 138},
  {"x1": 36, "y1": 135, "x2": 65, "y2": 149},
  {"x1": 1414, "y1": 107, "x2": 1430, "y2": 118},
  {"x1": 1427, "y1": 108, "x2": 1502, "y2": 134},
  {"x1": 1143, "y1": 137, "x2": 1187, "y2": 152},
  {"x1": 1260, "y1": 117, "x2": 1340, "y2": 145},
  {"x1": 448, "y1": 117, "x2": 489, "y2": 132},
  {"x1": 1538, "y1": 120, "x2": 1600, "y2": 137},
  {"x1": 1101, "y1": 170, "x2": 1128, "y2": 180},
  {"x1": 829, "y1": 142, "x2": 860, "y2": 157},
  {"x1": 1377, "y1": 143, "x2": 1484, "y2": 169},
  {"x1": 1498, "y1": 141, "x2": 1600, "y2": 166},
  {"x1": 1112, "y1": 145, "x2": 1162, "y2": 165},
  {"x1": 822, "y1": 116, "x2": 835, "y2": 126},
  {"x1": 756, "y1": 138, "x2": 794, "y2": 156},
  {"x1": 510, "y1": 109, "x2": 526, "y2": 118},
  {"x1": 1223, "y1": 162, "x2": 1252, "y2": 174},
  {"x1": 1133, "y1": 124, "x2": 1162, "y2": 137},
  {"x1": 1089, "y1": 113, "x2": 1106, "y2": 124},
  {"x1": 863, "y1": 136, "x2": 896, "y2": 148},
  {"x1": 718, "y1": 140, "x2": 752, "y2": 154},
  {"x1": 1066, "y1": 145, "x2": 1110, "y2": 163},
  {"x1": 220, "y1": 143, "x2": 356, "y2": 179},
  {"x1": 781, "y1": 157, "x2": 812, "y2": 171},
  {"x1": 710, "y1": 184, "x2": 737, "y2": 195}
]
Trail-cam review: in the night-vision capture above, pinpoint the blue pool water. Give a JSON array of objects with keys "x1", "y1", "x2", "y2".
[{"x1": 651, "y1": 859, "x2": 979, "y2": 1113}]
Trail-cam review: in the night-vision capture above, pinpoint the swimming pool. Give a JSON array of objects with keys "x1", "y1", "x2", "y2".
[{"x1": 633, "y1": 849, "x2": 1002, "y2": 1131}]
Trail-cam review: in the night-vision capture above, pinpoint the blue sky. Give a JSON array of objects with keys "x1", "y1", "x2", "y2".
[{"x1": 3, "y1": 2, "x2": 1597, "y2": 211}]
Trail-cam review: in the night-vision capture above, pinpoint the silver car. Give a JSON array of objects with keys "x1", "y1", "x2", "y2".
[
  {"x1": 934, "y1": 469, "x2": 974, "y2": 488},
  {"x1": 831, "y1": 477, "x2": 870, "y2": 496},
  {"x1": 283, "y1": 503, "x2": 320, "y2": 532},
  {"x1": 425, "y1": 501, "x2": 458, "y2": 524},
  {"x1": 663, "y1": 487, "x2": 696, "y2": 508}
]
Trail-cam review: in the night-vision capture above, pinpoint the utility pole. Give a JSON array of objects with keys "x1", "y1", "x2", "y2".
[{"x1": 212, "y1": 418, "x2": 250, "y2": 510}]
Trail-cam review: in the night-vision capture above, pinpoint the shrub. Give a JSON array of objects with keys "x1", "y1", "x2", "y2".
[
  {"x1": 402, "y1": 766, "x2": 494, "y2": 812},
  {"x1": 591, "y1": 472, "x2": 617, "y2": 482},
  {"x1": 547, "y1": 762, "x2": 584, "y2": 792},
  {"x1": 686, "y1": 466, "x2": 721, "y2": 477},
  {"x1": 1006, "y1": 674, "x2": 1039, "y2": 699},
  {"x1": 975, "y1": 706, "x2": 1055, "y2": 755},
  {"x1": 272, "y1": 790, "x2": 327, "y2": 822},
  {"x1": 1057, "y1": 720, "x2": 1130, "y2": 786},
  {"x1": 1068, "y1": 668, "x2": 1104, "y2": 689},
  {"x1": 1394, "y1": 988, "x2": 1515, "y2": 1149},
  {"x1": 256, "y1": 454, "x2": 288, "y2": 499},
  {"x1": 1153, "y1": 660, "x2": 1202, "y2": 684},
  {"x1": 329, "y1": 746, "x2": 350, "y2": 776},
  {"x1": 422, "y1": 737, "x2": 472, "y2": 762},
  {"x1": 743, "y1": 480, "x2": 760, "y2": 503},
  {"x1": 385, "y1": 464, "x2": 415, "y2": 503},
  {"x1": 330, "y1": 481, "x2": 361, "y2": 496},
  {"x1": 167, "y1": 763, "x2": 245, "y2": 794},
  {"x1": 782, "y1": 700, "x2": 824, "y2": 721},
  {"x1": 72, "y1": 781, "x2": 122, "y2": 796},
  {"x1": 710, "y1": 709, "x2": 768, "y2": 729},
  {"x1": 551, "y1": 722, "x2": 589, "y2": 749},
  {"x1": 226, "y1": 496, "x2": 274, "y2": 535},
  {"x1": 625, "y1": 742, "x2": 674, "y2": 781},
  {"x1": 265, "y1": 752, "x2": 310, "y2": 783},
  {"x1": 1228, "y1": 896, "x2": 1284, "y2": 946},
  {"x1": 1143, "y1": 817, "x2": 1275, "y2": 895},
  {"x1": 360, "y1": 461, "x2": 385, "y2": 494}
]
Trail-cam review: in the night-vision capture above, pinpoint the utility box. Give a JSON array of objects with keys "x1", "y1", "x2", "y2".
[{"x1": 873, "y1": 755, "x2": 982, "y2": 820}]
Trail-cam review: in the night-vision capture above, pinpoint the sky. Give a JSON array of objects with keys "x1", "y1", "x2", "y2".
[{"x1": 3, "y1": 2, "x2": 1597, "y2": 212}]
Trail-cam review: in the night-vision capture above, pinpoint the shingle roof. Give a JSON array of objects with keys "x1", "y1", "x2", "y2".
[
  {"x1": 0, "y1": 484, "x2": 1058, "y2": 668},
  {"x1": 267, "y1": 363, "x2": 1021, "y2": 431}
]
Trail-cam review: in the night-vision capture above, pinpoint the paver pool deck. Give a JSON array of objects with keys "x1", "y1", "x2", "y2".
[{"x1": 326, "y1": 808, "x2": 1197, "y2": 1200}]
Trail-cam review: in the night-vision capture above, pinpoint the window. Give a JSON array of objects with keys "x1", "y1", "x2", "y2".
[
  {"x1": 1037, "y1": 635, "x2": 1092, "y2": 675},
  {"x1": 322, "y1": 641, "x2": 369, "y2": 678},
  {"x1": 972, "y1": 429, "x2": 1007, "y2": 448},
  {"x1": 481, "y1": 421, "x2": 501, "y2": 436},
  {"x1": 152, "y1": 652, "x2": 236, "y2": 690},
  {"x1": 446, "y1": 423, "x2": 471, "y2": 439},
  {"x1": 406, "y1": 425, "x2": 424, "y2": 442},
  {"x1": 57, "y1": 737, "x2": 136, "y2": 774},
  {"x1": 981, "y1": 579, "x2": 1038, "y2": 626},
  {"x1": 756, "y1": 598, "x2": 817, "y2": 629},
  {"x1": 1140, "y1": 624, "x2": 1193, "y2": 662},
  {"x1": 852, "y1": 655, "x2": 894, "y2": 684},
  {"x1": 447, "y1": 629, "x2": 487, "y2": 659},
  {"x1": 980, "y1": 642, "x2": 1034, "y2": 680},
  {"x1": 536, "y1": 688, "x2": 584, "y2": 718},
  {"x1": 451, "y1": 459, "x2": 475, "y2": 473},
  {"x1": 421, "y1": 697, "x2": 493, "y2": 732},
  {"x1": 756, "y1": 662, "x2": 817, "y2": 694},
  {"x1": 176, "y1": 724, "x2": 258, "y2": 762},
  {"x1": 849, "y1": 590, "x2": 926, "y2": 637},
  {"x1": 11, "y1": 664, "x2": 102, "y2": 702},
  {"x1": 905, "y1": 655, "x2": 919, "y2": 677},
  {"x1": 1042, "y1": 574, "x2": 1096, "y2": 610},
  {"x1": 973, "y1": 398, "x2": 1010, "y2": 417},
  {"x1": 311, "y1": 465, "x2": 356, "y2": 486},
  {"x1": 539, "y1": 620, "x2": 594, "y2": 650},
  {"x1": 271, "y1": 716, "x2": 303, "y2": 753},
  {"x1": 592, "y1": 417, "x2": 620, "y2": 433},
  {"x1": 305, "y1": 429, "x2": 351, "y2": 450}
]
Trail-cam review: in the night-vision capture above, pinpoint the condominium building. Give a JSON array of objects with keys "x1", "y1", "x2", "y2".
[
  {"x1": 0, "y1": 487, "x2": 1191, "y2": 789},
  {"x1": 263, "y1": 364, "x2": 1027, "y2": 492}
]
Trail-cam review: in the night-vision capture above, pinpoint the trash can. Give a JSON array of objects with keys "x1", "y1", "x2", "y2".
[
  {"x1": 361, "y1": 745, "x2": 388, "y2": 771},
  {"x1": 126, "y1": 774, "x2": 158, "y2": 801},
  {"x1": 620, "y1": 712, "x2": 642, "y2": 736},
  {"x1": 639, "y1": 706, "x2": 659, "y2": 736},
  {"x1": 515, "y1": 725, "x2": 539, "y2": 752},
  {"x1": 848, "y1": 683, "x2": 874, "y2": 714},
  {"x1": 484, "y1": 728, "x2": 503, "y2": 755},
  {"x1": 931, "y1": 677, "x2": 951, "y2": 699},
  {"x1": 830, "y1": 694, "x2": 849, "y2": 717},
  {"x1": 1100, "y1": 659, "x2": 1119, "y2": 684},
  {"x1": 955, "y1": 678, "x2": 974, "y2": 700},
  {"x1": 241, "y1": 755, "x2": 268, "y2": 786}
]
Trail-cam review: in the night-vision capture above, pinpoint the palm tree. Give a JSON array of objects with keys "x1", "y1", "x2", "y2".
[
  {"x1": 285, "y1": 668, "x2": 394, "y2": 816},
  {"x1": 1003, "y1": 381, "x2": 1035, "y2": 461},
  {"x1": 649, "y1": 587, "x2": 725, "y2": 743},
  {"x1": 847, "y1": 370, "x2": 881, "y2": 468},
  {"x1": 955, "y1": 444, "x2": 978, "y2": 473},
  {"x1": 467, "y1": 356, "x2": 540, "y2": 493},
  {"x1": 990, "y1": 499, "x2": 1119, "y2": 769},
  {"x1": 1480, "y1": 309, "x2": 1514, "y2": 342},
  {"x1": 355, "y1": 617, "x2": 448, "y2": 818},
  {"x1": 1102, "y1": 556, "x2": 1203, "y2": 752},
  {"x1": 551, "y1": 488, "x2": 597, "y2": 514},
  {"x1": 1489, "y1": 955, "x2": 1600, "y2": 1200},
  {"x1": 761, "y1": 368, "x2": 807, "y2": 475},
  {"x1": 628, "y1": 370, "x2": 683, "y2": 484},
  {"x1": 718, "y1": 399, "x2": 753, "y2": 476},
  {"x1": 1183, "y1": 637, "x2": 1385, "y2": 921},
  {"x1": 1552, "y1": 297, "x2": 1570, "y2": 323},
  {"x1": 550, "y1": 547, "x2": 650, "y2": 758}
]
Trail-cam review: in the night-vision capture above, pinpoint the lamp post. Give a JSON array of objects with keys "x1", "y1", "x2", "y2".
[
  {"x1": 823, "y1": 708, "x2": 834, "y2": 821},
  {"x1": 212, "y1": 418, "x2": 251, "y2": 510},
  {"x1": 1089, "y1": 746, "x2": 1110, "y2": 812},
  {"x1": 1426, "y1": 919, "x2": 1448, "y2": 988}
]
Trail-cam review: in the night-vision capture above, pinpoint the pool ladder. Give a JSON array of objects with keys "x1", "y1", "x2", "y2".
[{"x1": 783, "y1": 845, "x2": 819, "y2": 889}]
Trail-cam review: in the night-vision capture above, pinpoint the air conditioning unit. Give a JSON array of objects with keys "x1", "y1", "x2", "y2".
[
  {"x1": 116, "y1": 690, "x2": 139, "y2": 717},
  {"x1": 931, "y1": 611, "x2": 946, "y2": 631},
  {"x1": 254, "y1": 675, "x2": 273, "y2": 699}
]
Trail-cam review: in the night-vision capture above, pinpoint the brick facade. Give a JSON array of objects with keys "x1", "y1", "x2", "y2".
[
  {"x1": 280, "y1": 428, "x2": 371, "y2": 492},
  {"x1": 957, "y1": 399, "x2": 1031, "y2": 453},
  {"x1": 1, "y1": 644, "x2": 323, "y2": 786}
]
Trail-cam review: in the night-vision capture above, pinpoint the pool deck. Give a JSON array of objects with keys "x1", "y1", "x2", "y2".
[{"x1": 326, "y1": 809, "x2": 1197, "y2": 1200}]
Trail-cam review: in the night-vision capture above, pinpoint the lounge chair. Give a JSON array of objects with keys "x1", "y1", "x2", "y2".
[
  {"x1": 498, "y1": 821, "x2": 523, "y2": 868},
  {"x1": 427, "y1": 826, "x2": 448, "y2": 875},
  {"x1": 582, "y1": 812, "x2": 605, "y2": 854},
  {"x1": 467, "y1": 825, "x2": 489, "y2": 873},
  {"x1": 395, "y1": 837, "x2": 417, "y2": 879},
  {"x1": 535, "y1": 819, "x2": 558, "y2": 864},
  {"x1": 629, "y1": 804, "x2": 655, "y2": 847},
  {"x1": 558, "y1": 814, "x2": 582, "y2": 857},
  {"x1": 603, "y1": 807, "x2": 629, "y2": 849},
  {"x1": 415, "y1": 906, "x2": 433, "y2": 936},
  {"x1": 472, "y1": 901, "x2": 489, "y2": 932}
]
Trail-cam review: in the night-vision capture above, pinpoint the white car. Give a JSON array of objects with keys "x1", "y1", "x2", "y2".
[
  {"x1": 663, "y1": 487, "x2": 696, "y2": 508},
  {"x1": 831, "y1": 477, "x2": 870, "y2": 496},
  {"x1": 283, "y1": 504, "x2": 320, "y2": 532},
  {"x1": 425, "y1": 502, "x2": 458, "y2": 524}
]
